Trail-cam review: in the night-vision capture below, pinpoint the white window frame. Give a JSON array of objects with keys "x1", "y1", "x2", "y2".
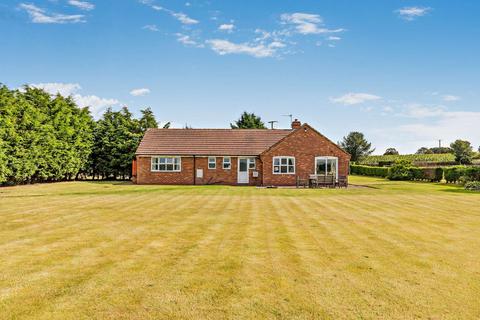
[
  {"x1": 248, "y1": 157, "x2": 256, "y2": 169},
  {"x1": 273, "y1": 156, "x2": 295, "y2": 175},
  {"x1": 315, "y1": 156, "x2": 339, "y2": 180},
  {"x1": 151, "y1": 156, "x2": 181, "y2": 172},
  {"x1": 208, "y1": 156, "x2": 216, "y2": 169},
  {"x1": 223, "y1": 157, "x2": 231, "y2": 170}
]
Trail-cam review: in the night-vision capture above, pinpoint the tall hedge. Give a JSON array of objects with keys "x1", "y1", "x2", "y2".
[
  {"x1": 350, "y1": 165, "x2": 390, "y2": 177},
  {"x1": 350, "y1": 164, "x2": 443, "y2": 182},
  {"x1": 444, "y1": 166, "x2": 480, "y2": 183},
  {"x1": 0, "y1": 84, "x2": 159, "y2": 185},
  {"x1": 0, "y1": 85, "x2": 95, "y2": 184}
]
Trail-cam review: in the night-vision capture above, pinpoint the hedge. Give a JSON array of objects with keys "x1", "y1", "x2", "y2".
[
  {"x1": 351, "y1": 165, "x2": 443, "y2": 181},
  {"x1": 350, "y1": 165, "x2": 390, "y2": 178},
  {"x1": 444, "y1": 166, "x2": 480, "y2": 183}
]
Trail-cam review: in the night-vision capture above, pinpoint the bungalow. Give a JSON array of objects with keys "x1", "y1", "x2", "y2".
[{"x1": 133, "y1": 119, "x2": 350, "y2": 186}]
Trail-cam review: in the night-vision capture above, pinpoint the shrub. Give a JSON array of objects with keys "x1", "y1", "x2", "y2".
[
  {"x1": 350, "y1": 165, "x2": 390, "y2": 178},
  {"x1": 388, "y1": 160, "x2": 413, "y2": 181},
  {"x1": 444, "y1": 167, "x2": 465, "y2": 183},
  {"x1": 464, "y1": 181, "x2": 480, "y2": 191},
  {"x1": 444, "y1": 166, "x2": 480, "y2": 183}
]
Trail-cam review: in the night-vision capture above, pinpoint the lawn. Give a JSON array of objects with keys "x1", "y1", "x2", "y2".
[{"x1": 0, "y1": 177, "x2": 479, "y2": 319}]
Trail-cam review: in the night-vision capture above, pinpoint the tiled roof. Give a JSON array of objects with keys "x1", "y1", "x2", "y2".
[{"x1": 136, "y1": 128, "x2": 293, "y2": 156}]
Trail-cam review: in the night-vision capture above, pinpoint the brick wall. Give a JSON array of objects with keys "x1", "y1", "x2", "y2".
[
  {"x1": 261, "y1": 124, "x2": 350, "y2": 186},
  {"x1": 135, "y1": 124, "x2": 350, "y2": 186},
  {"x1": 136, "y1": 156, "x2": 262, "y2": 185}
]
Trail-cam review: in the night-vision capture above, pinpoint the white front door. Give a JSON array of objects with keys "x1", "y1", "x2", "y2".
[{"x1": 237, "y1": 158, "x2": 249, "y2": 184}]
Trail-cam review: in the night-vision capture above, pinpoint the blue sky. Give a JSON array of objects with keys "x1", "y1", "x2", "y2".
[{"x1": 1, "y1": 0, "x2": 479, "y2": 153}]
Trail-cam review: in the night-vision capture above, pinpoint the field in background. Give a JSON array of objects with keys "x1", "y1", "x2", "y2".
[
  {"x1": 1, "y1": 177, "x2": 479, "y2": 319},
  {"x1": 357, "y1": 153, "x2": 456, "y2": 166}
]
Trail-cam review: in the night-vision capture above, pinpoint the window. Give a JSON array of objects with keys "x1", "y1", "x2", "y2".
[
  {"x1": 273, "y1": 157, "x2": 295, "y2": 174},
  {"x1": 248, "y1": 157, "x2": 256, "y2": 169},
  {"x1": 151, "y1": 157, "x2": 181, "y2": 172},
  {"x1": 223, "y1": 157, "x2": 231, "y2": 169},
  {"x1": 208, "y1": 157, "x2": 216, "y2": 169},
  {"x1": 315, "y1": 157, "x2": 338, "y2": 179}
]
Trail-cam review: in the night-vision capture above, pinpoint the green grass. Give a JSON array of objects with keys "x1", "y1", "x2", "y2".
[{"x1": 1, "y1": 177, "x2": 479, "y2": 319}]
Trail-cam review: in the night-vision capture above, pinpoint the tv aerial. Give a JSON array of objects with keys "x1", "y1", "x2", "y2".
[
  {"x1": 268, "y1": 120, "x2": 278, "y2": 129},
  {"x1": 282, "y1": 114, "x2": 293, "y2": 124}
]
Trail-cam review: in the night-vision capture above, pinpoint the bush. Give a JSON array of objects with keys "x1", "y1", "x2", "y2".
[
  {"x1": 444, "y1": 167, "x2": 465, "y2": 183},
  {"x1": 444, "y1": 166, "x2": 480, "y2": 183},
  {"x1": 388, "y1": 160, "x2": 413, "y2": 181},
  {"x1": 464, "y1": 181, "x2": 480, "y2": 191},
  {"x1": 350, "y1": 165, "x2": 390, "y2": 178}
]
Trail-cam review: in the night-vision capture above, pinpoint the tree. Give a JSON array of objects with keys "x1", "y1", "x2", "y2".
[
  {"x1": 138, "y1": 107, "x2": 158, "y2": 133},
  {"x1": 429, "y1": 147, "x2": 454, "y2": 154},
  {"x1": 388, "y1": 160, "x2": 413, "y2": 181},
  {"x1": 0, "y1": 84, "x2": 94, "y2": 185},
  {"x1": 339, "y1": 132, "x2": 375, "y2": 162},
  {"x1": 384, "y1": 148, "x2": 399, "y2": 155},
  {"x1": 450, "y1": 139, "x2": 473, "y2": 164},
  {"x1": 230, "y1": 112, "x2": 266, "y2": 129},
  {"x1": 416, "y1": 147, "x2": 433, "y2": 155}
]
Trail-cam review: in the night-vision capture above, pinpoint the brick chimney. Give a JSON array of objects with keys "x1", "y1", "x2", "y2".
[{"x1": 291, "y1": 119, "x2": 301, "y2": 129}]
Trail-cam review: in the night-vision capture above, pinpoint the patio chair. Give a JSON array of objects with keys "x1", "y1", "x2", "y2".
[
  {"x1": 309, "y1": 174, "x2": 318, "y2": 188},
  {"x1": 338, "y1": 176, "x2": 348, "y2": 188},
  {"x1": 325, "y1": 175, "x2": 335, "y2": 188},
  {"x1": 296, "y1": 176, "x2": 308, "y2": 188}
]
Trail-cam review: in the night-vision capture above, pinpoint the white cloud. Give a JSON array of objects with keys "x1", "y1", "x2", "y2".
[
  {"x1": 143, "y1": 24, "x2": 159, "y2": 32},
  {"x1": 176, "y1": 33, "x2": 201, "y2": 46},
  {"x1": 219, "y1": 24, "x2": 235, "y2": 32},
  {"x1": 68, "y1": 0, "x2": 95, "y2": 11},
  {"x1": 139, "y1": 1, "x2": 198, "y2": 25},
  {"x1": 400, "y1": 104, "x2": 446, "y2": 118},
  {"x1": 442, "y1": 95, "x2": 461, "y2": 102},
  {"x1": 397, "y1": 111, "x2": 480, "y2": 148},
  {"x1": 172, "y1": 12, "x2": 198, "y2": 25},
  {"x1": 330, "y1": 93, "x2": 381, "y2": 105},
  {"x1": 29, "y1": 82, "x2": 119, "y2": 117},
  {"x1": 30, "y1": 82, "x2": 81, "y2": 96},
  {"x1": 19, "y1": 3, "x2": 85, "y2": 24},
  {"x1": 281, "y1": 12, "x2": 344, "y2": 35},
  {"x1": 328, "y1": 36, "x2": 341, "y2": 41},
  {"x1": 73, "y1": 95, "x2": 119, "y2": 116},
  {"x1": 130, "y1": 88, "x2": 151, "y2": 97},
  {"x1": 396, "y1": 7, "x2": 431, "y2": 21},
  {"x1": 206, "y1": 39, "x2": 280, "y2": 58}
]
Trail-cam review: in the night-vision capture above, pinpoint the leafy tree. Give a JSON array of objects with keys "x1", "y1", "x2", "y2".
[
  {"x1": 0, "y1": 85, "x2": 94, "y2": 185},
  {"x1": 416, "y1": 147, "x2": 433, "y2": 155},
  {"x1": 89, "y1": 106, "x2": 146, "y2": 180},
  {"x1": 384, "y1": 148, "x2": 399, "y2": 155},
  {"x1": 450, "y1": 139, "x2": 474, "y2": 164},
  {"x1": 388, "y1": 160, "x2": 413, "y2": 181},
  {"x1": 230, "y1": 112, "x2": 266, "y2": 129},
  {"x1": 138, "y1": 107, "x2": 158, "y2": 132},
  {"x1": 429, "y1": 147, "x2": 454, "y2": 154},
  {"x1": 339, "y1": 132, "x2": 375, "y2": 162}
]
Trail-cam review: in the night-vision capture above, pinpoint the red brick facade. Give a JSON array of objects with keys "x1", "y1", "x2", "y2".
[
  {"x1": 260, "y1": 124, "x2": 350, "y2": 186},
  {"x1": 136, "y1": 156, "x2": 263, "y2": 186},
  {"x1": 134, "y1": 124, "x2": 350, "y2": 186}
]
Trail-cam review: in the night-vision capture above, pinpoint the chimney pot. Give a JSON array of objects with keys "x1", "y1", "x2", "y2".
[{"x1": 291, "y1": 119, "x2": 301, "y2": 129}]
